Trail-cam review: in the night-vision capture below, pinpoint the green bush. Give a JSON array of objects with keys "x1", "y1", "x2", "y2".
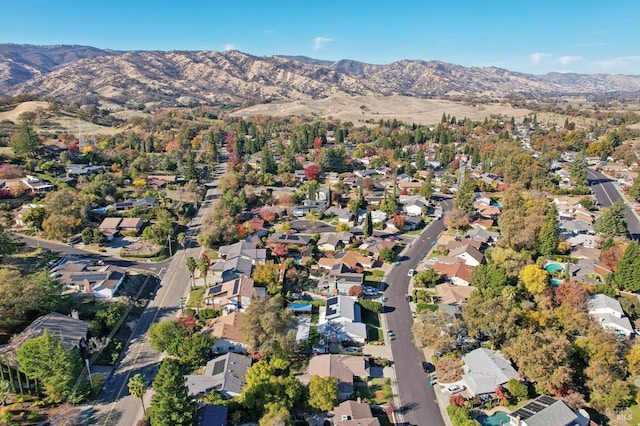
[
  {"x1": 416, "y1": 303, "x2": 439, "y2": 313},
  {"x1": 198, "y1": 309, "x2": 220, "y2": 319},
  {"x1": 359, "y1": 299, "x2": 383, "y2": 313}
]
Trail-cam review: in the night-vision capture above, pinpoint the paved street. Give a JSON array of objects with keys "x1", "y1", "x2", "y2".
[
  {"x1": 588, "y1": 169, "x2": 640, "y2": 239},
  {"x1": 382, "y1": 198, "x2": 452, "y2": 426},
  {"x1": 88, "y1": 161, "x2": 227, "y2": 426}
]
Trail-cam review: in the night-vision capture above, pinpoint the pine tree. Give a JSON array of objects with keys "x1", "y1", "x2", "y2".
[
  {"x1": 363, "y1": 211, "x2": 373, "y2": 238},
  {"x1": 614, "y1": 241, "x2": 640, "y2": 291},
  {"x1": 629, "y1": 175, "x2": 640, "y2": 202},
  {"x1": 261, "y1": 145, "x2": 277, "y2": 175},
  {"x1": 594, "y1": 200, "x2": 628, "y2": 238},
  {"x1": 536, "y1": 204, "x2": 559, "y2": 257},
  {"x1": 415, "y1": 148, "x2": 425, "y2": 171},
  {"x1": 150, "y1": 359, "x2": 195, "y2": 426},
  {"x1": 570, "y1": 152, "x2": 588, "y2": 186}
]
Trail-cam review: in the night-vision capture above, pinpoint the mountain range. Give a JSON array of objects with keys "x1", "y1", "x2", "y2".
[{"x1": 1, "y1": 44, "x2": 640, "y2": 107}]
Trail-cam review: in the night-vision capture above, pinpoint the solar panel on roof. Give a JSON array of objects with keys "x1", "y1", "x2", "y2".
[
  {"x1": 212, "y1": 360, "x2": 225, "y2": 375},
  {"x1": 211, "y1": 285, "x2": 223, "y2": 294}
]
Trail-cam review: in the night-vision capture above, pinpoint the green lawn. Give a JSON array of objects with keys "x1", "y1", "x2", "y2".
[
  {"x1": 364, "y1": 270, "x2": 385, "y2": 289},
  {"x1": 355, "y1": 377, "x2": 393, "y2": 405},
  {"x1": 186, "y1": 287, "x2": 206, "y2": 308}
]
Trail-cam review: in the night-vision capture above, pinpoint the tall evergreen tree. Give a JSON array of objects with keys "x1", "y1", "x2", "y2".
[
  {"x1": 363, "y1": 211, "x2": 373, "y2": 238},
  {"x1": 261, "y1": 145, "x2": 277, "y2": 175},
  {"x1": 594, "y1": 200, "x2": 628, "y2": 238},
  {"x1": 415, "y1": 148, "x2": 426, "y2": 171},
  {"x1": 150, "y1": 359, "x2": 195, "y2": 426},
  {"x1": 570, "y1": 152, "x2": 588, "y2": 186},
  {"x1": 10, "y1": 118, "x2": 42, "y2": 158},
  {"x1": 536, "y1": 204, "x2": 559, "y2": 257},
  {"x1": 614, "y1": 241, "x2": 640, "y2": 291},
  {"x1": 420, "y1": 172, "x2": 433, "y2": 199}
]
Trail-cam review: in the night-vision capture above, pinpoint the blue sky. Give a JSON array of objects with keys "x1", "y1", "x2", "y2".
[{"x1": 1, "y1": 0, "x2": 639, "y2": 75}]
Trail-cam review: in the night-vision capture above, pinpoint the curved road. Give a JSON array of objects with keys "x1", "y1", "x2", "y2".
[{"x1": 383, "y1": 198, "x2": 452, "y2": 426}]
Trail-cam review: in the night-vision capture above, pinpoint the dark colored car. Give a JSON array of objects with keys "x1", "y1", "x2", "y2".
[{"x1": 421, "y1": 361, "x2": 434, "y2": 373}]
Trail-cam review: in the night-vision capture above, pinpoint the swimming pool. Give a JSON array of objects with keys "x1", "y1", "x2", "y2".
[
  {"x1": 544, "y1": 262, "x2": 564, "y2": 273},
  {"x1": 550, "y1": 278, "x2": 562, "y2": 286},
  {"x1": 476, "y1": 411, "x2": 511, "y2": 426}
]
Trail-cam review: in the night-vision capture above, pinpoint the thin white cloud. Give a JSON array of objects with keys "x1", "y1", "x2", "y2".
[
  {"x1": 263, "y1": 29, "x2": 272, "y2": 35},
  {"x1": 313, "y1": 37, "x2": 334, "y2": 51},
  {"x1": 558, "y1": 55, "x2": 583, "y2": 67},
  {"x1": 223, "y1": 43, "x2": 235, "y2": 51},
  {"x1": 596, "y1": 55, "x2": 640, "y2": 72},
  {"x1": 529, "y1": 52, "x2": 553, "y2": 65}
]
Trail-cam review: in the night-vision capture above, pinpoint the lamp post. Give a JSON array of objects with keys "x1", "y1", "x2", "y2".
[{"x1": 167, "y1": 235, "x2": 172, "y2": 257}]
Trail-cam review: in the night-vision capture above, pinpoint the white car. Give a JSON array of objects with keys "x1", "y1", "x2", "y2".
[
  {"x1": 446, "y1": 385, "x2": 465, "y2": 394},
  {"x1": 407, "y1": 269, "x2": 415, "y2": 277},
  {"x1": 342, "y1": 347, "x2": 361, "y2": 353}
]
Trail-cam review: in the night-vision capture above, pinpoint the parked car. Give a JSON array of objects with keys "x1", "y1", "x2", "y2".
[
  {"x1": 407, "y1": 269, "x2": 415, "y2": 277},
  {"x1": 446, "y1": 385, "x2": 465, "y2": 394},
  {"x1": 405, "y1": 294, "x2": 412, "y2": 302},
  {"x1": 421, "y1": 361, "x2": 434, "y2": 373},
  {"x1": 342, "y1": 347, "x2": 361, "y2": 353}
]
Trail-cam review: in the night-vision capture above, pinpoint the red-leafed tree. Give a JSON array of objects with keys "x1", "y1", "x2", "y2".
[
  {"x1": 449, "y1": 394, "x2": 465, "y2": 407},
  {"x1": 554, "y1": 281, "x2": 589, "y2": 312},
  {"x1": 304, "y1": 164, "x2": 320, "y2": 181},
  {"x1": 495, "y1": 386, "x2": 508, "y2": 402},
  {"x1": 393, "y1": 214, "x2": 406, "y2": 229},
  {"x1": 272, "y1": 243, "x2": 289, "y2": 260},
  {"x1": 348, "y1": 285, "x2": 364, "y2": 298},
  {"x1": 400, "y1": 188, "x2": 408, "y2": 196},
  {"x1": 600, "y1": 244, "x2": 625, "y2": 272},
  {"x1": 259, "y1": 206, "x2": 277, "y2": 222},
  {"x1": 313, "y1": 136, "x2": 323, "y2": 160}
]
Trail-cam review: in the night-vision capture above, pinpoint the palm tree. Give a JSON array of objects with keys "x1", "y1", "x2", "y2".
[
  {"x1": 197, "y1": 257, "x2": 209, "y2": 286},
  {"x1": 177, "y1": 232, "x2": 186, "y2": 250},
  {"x1": 186, "y1": 256, "x2": 197, "y2": 287},
  {"x1": 127, "y1": 373, "x2": 148, "y2": 413}
]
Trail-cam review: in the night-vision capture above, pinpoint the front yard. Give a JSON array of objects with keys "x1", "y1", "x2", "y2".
[{"x1": 355, "y1": 377, "x2": 393, "y2": 405}]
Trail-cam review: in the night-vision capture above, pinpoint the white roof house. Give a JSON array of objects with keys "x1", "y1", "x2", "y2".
[
  {"x1": 461, "y1": 348, "x2": 519, "y2": 396},
  {"x1": 588, "y1": 294, "x2": 634, "y2": 337},
  {"x1": 318, "y1": 296, "x2": 367, "y2": 343}
]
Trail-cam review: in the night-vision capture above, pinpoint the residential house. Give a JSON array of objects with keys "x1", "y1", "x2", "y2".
[
  {"x1": 333, "y1": 400, "x2": 381, "y2": 426},
  {"x1": 358, "y1": 237, "x2": 396, "y2": 257},
  {"x1": 447, "y1": 244, "x2": 484, "y2": 267},
  {"x1": 184, "y1": 352, "x2": 252, "y2": 398},
  {"x1": 475, "y1": 205, "x2": 501, "y2": 219},
  {"x1": 203, "y1": 277, "x2": 262, "y2": 313},
  {"x1": 435, "y1": 284, "x2": 477, "y2": 305},
  {"x1": 358, "y1": 210, "x2": 388, "y2": 224},
  {"x1": 397, "y1": 180, "x2": 423, "y2": 192},
  {"x1": 325, "y1": 206, "x2": 355, "y2": 223},
  {"x1": 432, "y1": 262, "x2": 473, "y2": 286},
  {"x1": 570, "y1": 259, "x2": 611, "y2": 283},
  {"x1": 463, "y1": 227, "x2": 499, "y2": 244},
  {"x1": 564, "y1": 233, "x2": 598, "y2": 248},
  {"x1": 402, "y1": 196, "x2": 429, "y2": 217},
  {"x1": 588, "y1": 294, "x2": 634, "y2": 337},
  {"x1": 299, "y1": 354, "x2": 369, "y2": 399},
  {"x1": 266, "y1": 232, "x2": 311, "y2": 247},
  {"x1": 204, "y1": 311, "x2": 249, "y2": 355},
  {"x1": 210, "y1": 257, "x2": 254, "y2": 283},
  {"x1": 50, "y1": 258, "x2": 126, "y2": 298},
  {"x1": 320, "y1": 264, "x2": 364, "y2": 295},
  {"x1": 318, "y1": 295, "x2": 368, "y2": 343},
  {"x1": 98, "y1": 217, "x2": 145, "y2": 238},
  {"x1": 0, "y1": 312, "x2": 88, "y2": 369},
  {"x1": 403, "y1": 216, "x2": 424, "y2": 231},
  {"x1": 317, "y1": 232, "x2": 353, "y2": 252},
  {"x1": 196, "y1": 405, "x2": 227, "y2": 426},
  {"x1": 461, "y1": 348, "x2": 520, "y2": 397},
  {"x1": 21, "y1": 175, "x2": 54, "y2": 193},
  {"x1": 446, "y1": 239, "x2": 483, "y2": 251},
  {"x1": 147, "y1": 174, "x2": 177, "y2": 189},
  {"x1": 218, "y1": 241, "x2": 267, "y2": 264},
  {"x1": 112, "y1": 196, "x2": 157, "y2": 211},
  {"x1": 65, "y1": 164, "x2": 104, "y2": 176},
  {"x1": 292, "y1": 202, "x2": 325, "y2": 217},
  {"x1": 508, "y1": 395, "x2": 589, "y2": 426},
  {"x1": 318, "y1": 251, "x2": 376, "y2": 272}
]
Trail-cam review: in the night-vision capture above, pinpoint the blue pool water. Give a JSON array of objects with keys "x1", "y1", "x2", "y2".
[
  {"x1": 491, "y1": 201, "x2": 502, "y2": 208},
  {"x1": 544, "y1": 263, "x2": 564, "y2": 273},
  {"x1": 551, "y1": 279, "x2": 562, "y2": 286},
  {"x1": 476, "y1": 411, "x2": 510, "y2": 426}
]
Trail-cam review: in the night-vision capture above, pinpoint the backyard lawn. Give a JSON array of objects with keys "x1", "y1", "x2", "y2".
[
  {"x1": 355, "y1": 377, "x2": 393, "y2": 405},
  {"x1": 364, "y1": 270, "x2": 385, "y2": 289}
]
